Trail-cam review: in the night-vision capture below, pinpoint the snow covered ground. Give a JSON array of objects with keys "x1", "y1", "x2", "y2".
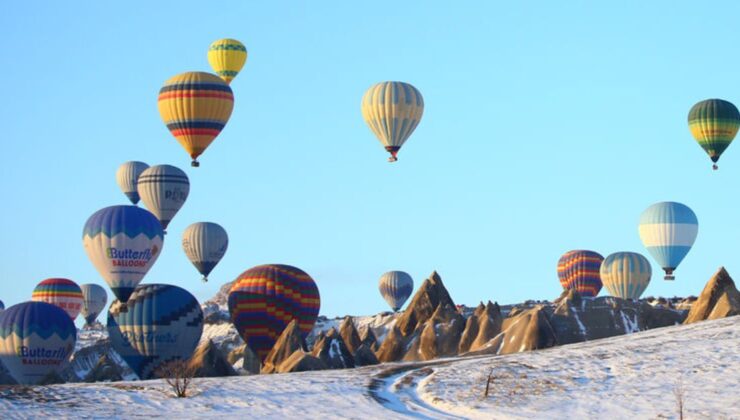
[{"x1": 1, "y1": 316, "x2": 737, "y2": 419}]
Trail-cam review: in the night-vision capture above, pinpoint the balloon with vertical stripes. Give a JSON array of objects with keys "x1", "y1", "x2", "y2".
[
  {"x1": 688, "y1": 99, "x2": 740, "y2": 170},
  {"x1": 137, "y1": 164, "x2": 190, "y2": 232},
  {"x1": 116, "y1": 161, "x2": 149, "y2": 205},
  {"x1": 361, "y1": 81, "x2": 424, "y2": 162},
  {"x1": 182, "y1": 222, "x2": 229, "y2": 282},
  {"x1": 378, "y1": 271, "x2": 414, "y2": 311},
  {"x1": 600, "y1": 252, "x2": 652, "y2": 299}
]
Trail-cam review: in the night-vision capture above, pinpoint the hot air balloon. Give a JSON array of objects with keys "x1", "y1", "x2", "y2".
[
  {"x1": 0, "y1": 301, "x2": 4, "y2": 311},
  {"x1": 361, "y1": 81, "x2": 424, "y2": 162},
  {"x1": 31, "y1": 278, "x2": 84, "y2": 320},
  {"x1": 137, "y1": 164, "x2": 189, "y2": 232},
  {"x1": 158, "y1": 71, "x2": 235, "y2": 167},
  {"x1": 80, "y1": 284, "x2": 108, "y2": 326},
  {"x1": 82, "y1": 205, "x2": 164, "y2": 310},
  {"x1": 108, "y1": 284, "x2": 203, "y2": 379},
  {"x1": 688, "y1": 99, "x2": 740, "y2": 170},
  {"x1": 557, "y1": 250, "x2": 604, "y2": 297},
  {"x1": 228, "y1": 264, "x2": 320, "y2": 362},
  {"x1": 116, "y1": 161, "x2": 149, "y2": 205},
  {"x1": 600, "y1": 252, "x2": 652, "y2": 300},
  {"x1": 0, "y1": 302, "x2": 76, "y2": 384},
  {"x1": 208, "y1": 39, "x2": 247, "y2": 84},
  {"x1": 182, "y1": 222, "x2": 228, "y2": 282},
  {"x1": 638, "y1": 202, "x2": 698, "y2": 280},
  {"x1": 378, "y1": 271, "x2": 414, "y2": 311}
]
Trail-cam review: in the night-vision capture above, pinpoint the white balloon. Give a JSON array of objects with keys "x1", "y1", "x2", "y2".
[
  {"x1": 182, "y1": 222, "x2": 229, "y2": 282},
  {"x1": 116, "y1": 161, "x2": 149, "y2": 205},
  {"x1": 137, "y1": 164, "x2": 189, "y2": 232}
]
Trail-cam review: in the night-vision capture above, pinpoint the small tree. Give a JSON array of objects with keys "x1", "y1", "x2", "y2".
[
  {"x1": 484, "y1": 368, "x2": 494, "y2": 397},
  {"x1": 156, "y1": 359, "x2": 197, "y2": 398}
]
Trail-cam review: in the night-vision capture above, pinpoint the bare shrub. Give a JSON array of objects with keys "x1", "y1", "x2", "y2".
[
  {"x1": 673, "y1": 378, "x2": 685, "y2": 420},
  {"x1": 156, "y1": 359, "x2": 197, "y2": 398},
  {"x1": 484, "y1": 368, "x2": 494, "y2": 397}
]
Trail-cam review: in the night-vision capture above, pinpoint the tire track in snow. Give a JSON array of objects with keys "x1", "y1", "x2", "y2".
[{"x1": 367, "y1": 360, "x2": 467, "y2": 419}]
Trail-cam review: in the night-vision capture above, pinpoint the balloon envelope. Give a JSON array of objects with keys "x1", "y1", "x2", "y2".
[
  {"x1": 80, "y1": 284, "x2": 108, "y2": 326},
  {"x1": 361, "y1": 81, "x2": 424, "y2": 162},
  {"x1": 0, "y1": 302, "x2": 76, "y2": 384},
  {"x1": 116, "y1": 161, "x2": 149, "y2": 205},
  {"x1": 157, "y1": 71, "x2": 234, "y2": 167},
  {"x1": 600, "y1": 252, "x2": 652, "y2": 299},
  {"x1": 638, "y1": 202, "x2": 698, "y2": 280},
  {"x1": 137, "y1": 164, "x2": 190, "y2": 231},
  {"x1": 228, "y1": 264, "x2": 320, "y2": 362},
  {"x1": 0, "y1": 301, "x2": 4, "y2": 311},
  {"x1": 182, "y1": 222, "x2": 228, "y2": 281},
  {"x1": 82, "y1": 205, "x2": 164, "y2": 305},
  {"x1": 378, "y1": 271, "x2": 414, "y2": 311},
  {"x1": 208, "y1": 39, "x2": 247, "y2": 84},
  {"x1": 31, "y1": 278, "x2": 84, "y2": 320},
  {"x1": 107, "y1": 284, "x2": 203, "y2": 380},
  {"x1": 557, "y1": 250, "x2": 604, "y2": 297},
  {"x1": 688, "y1": 99, "x2": 740, "y2": 169}
]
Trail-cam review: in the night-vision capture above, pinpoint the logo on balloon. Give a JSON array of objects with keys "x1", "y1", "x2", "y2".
[
  {"x1": 106, "y1": 247, "x2": 158, "y2": 267},
  {"x1": 165, "y1": 188, "x2": 188, "y2": 203},
  {"x1": 16, "y1": 345, "x2": 73, "y2": 366},
  {"x1": 120, "y1": 331, "x2": 180, "y2": 346}
]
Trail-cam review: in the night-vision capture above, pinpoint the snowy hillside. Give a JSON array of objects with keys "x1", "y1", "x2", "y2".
[{"x1": 1, "y1": 316, "x2": 737, "y2": 419}]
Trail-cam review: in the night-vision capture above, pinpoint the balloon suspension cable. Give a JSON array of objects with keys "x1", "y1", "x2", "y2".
[{"x1": 191, "y1": 160, "x2": 200, "y2": 168}]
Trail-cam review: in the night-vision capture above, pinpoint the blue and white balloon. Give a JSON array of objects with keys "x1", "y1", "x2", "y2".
[
  {"x1": 108, "y1": 284, "x2": 204, "y2": 379},
  {"x1": 182, "y1": 222, "x2": 229, "y2": 282},
  {"x1": 638, "y1": 202, "x2": 698, "y2": 280},
  {"x1": 82, "y1": 205, "x2": 164, "y2": 308},
  {"x1": 137, "y1": 164, "x2": 190, "y2": 232},
  {"x1": 116, "y1": 161, "x2": 149, "y2": 205},
  {"x1": 0, "y1": 302, "x2": 77, "y2": 384},
  {"x1": 379, "y1": 271, "x2": 414, "y2": 311}
]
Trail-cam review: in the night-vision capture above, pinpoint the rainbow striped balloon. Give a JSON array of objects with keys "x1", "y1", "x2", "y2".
[
  {"x1": 228, "y1": 264, "x2": 321, "y2": 362},
  {"x1": 557, "y1": 250, "x2": 604, "y2": 297},
  {"x1": 31, "y1": 278, "x2": 84, "y2": 320},
  {"x1": 158, "y1": 71, "x2": 234, "y2": 167}
]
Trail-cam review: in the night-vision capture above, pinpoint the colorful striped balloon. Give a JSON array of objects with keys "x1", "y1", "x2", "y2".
[
  {"x1": 361, "y1": 81, "x2": 424, "y2": 162},
  {"x1": 688, "y1": 99, "x2": 740, "y2": 170},
  {"x1": 158, "y1": 71, "x2": 235, "y2": 167},
  {"x1": 31, "y1": 278, "x2": 84, "y2": 320},
  {"x1": 116, "y1": 161, "x2": 149, "y2": 205},
  {"x1": 557, "y1": 250, "x2": 604, "y2": 297},
  {"x1": 638, "y1": 201, "x2": 698, "y2": 281},
  {"x1": 82, "y1": 205, "x2": 164, "y2": 307},
  {"x1": 208, "y1": 38, "x2": 248, "y2": 84},
  {"x1": 137, "y1": 164, "x2": 190, "y2": 232},
  {"x1": 108, "y1": 284, "x2": 204, "y2": 380},
  {"x1": 228, "y1": 264, "x2": 321, "y2": 362},
  {"x1": 0, "y1": 301, "x2": 77, "y2": 384},
  {"x1": 378, "y1": 271, "x2": 414, "y2": 311},
  {"x1": 600, "y1": 252, "x2": 652, "y2": 300}
]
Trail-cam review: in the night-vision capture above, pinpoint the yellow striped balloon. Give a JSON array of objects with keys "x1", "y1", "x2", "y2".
[
  {"x1": 361, "y1": 82, "x2": 424, "y2": 162},
  {"x1": 208, "y1": 39, "x2": 247, "y2": 84},
  {"x1": 599, "y1": 252, "x2": 652, "y2": 300},
  {"x1": 158, "y1": 72, "x2": 234, "y2": 167}
]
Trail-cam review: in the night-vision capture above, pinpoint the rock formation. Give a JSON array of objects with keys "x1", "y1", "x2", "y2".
[
  {"x1": 685, "y1": 267, "x2": 740, "y2": 323},
  {"x1": 374, "y1": 326, "x2": 406, "y2": 363},
  {"x1": 311, "y1": 327, "x2": 355, "y2": 369},
  {"x1": 459, "y1": 301, "x2": 503, "y2": 353},
  {"x1": 276, "y1": 351, "x2": 328, "y2": 373},
  {"x1": 188, "y1": 339, "x2": 237, "y2": 377},
  {"x1": 353, "y1": 344, "x2": 379, "y2": 366},
  {"x1": 338, "y1": 317, "x2": 362, "y2": 354},
  {"x1": 359, "y1": 326, "x2": 378, "y2": 352},
  {"x1": 405, "y1": 303, "x2": 465, "y2": 361},
  {"x1": 261, "y1": 320, "x2": 308, "y2": 374},
  {"x1": 395, "y1": 271, "x2": 455, "y2": 336},
  {"x1": 469, "y1": 306, "x2": 557, "y2": 356}
]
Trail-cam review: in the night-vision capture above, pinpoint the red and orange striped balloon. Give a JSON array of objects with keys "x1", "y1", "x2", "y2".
[
  {"x1": 227, "y1": 264, "x2": 320, "y2": 361},
  {"x1": 31, "y1": 278, "x2": 84, "y2": 320},
  {"x1": 556, "y1": 250, "x2": 604, "y2": 297}
]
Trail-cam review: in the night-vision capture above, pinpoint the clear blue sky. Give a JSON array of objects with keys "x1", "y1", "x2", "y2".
[{"x1": 2, "y1": 2, "x2": 739, "y2": 321}]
